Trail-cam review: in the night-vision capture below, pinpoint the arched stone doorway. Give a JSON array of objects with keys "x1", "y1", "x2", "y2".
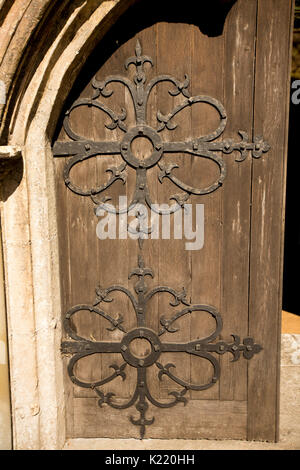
[{"x1": 0, "y1": 0, "x2": 294, "y2": 449}]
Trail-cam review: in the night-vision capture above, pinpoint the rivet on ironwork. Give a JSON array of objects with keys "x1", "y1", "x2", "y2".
[
  {"x1": 61, "y1": 256, "x2": 262, "y2": 439},
  {"x1": 55, "y1": 40, "x2": 268, "y2": 440},
  {"x1": 53, "y1": 40, "x2": 270, "y2": 223}
]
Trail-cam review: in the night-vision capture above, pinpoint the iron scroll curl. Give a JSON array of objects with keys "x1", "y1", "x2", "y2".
[
  {"x1": 56, "y1": 40, "x2": 267, "y2": 438},
  {"x1": 53, "y1": 39, "x2": 270, "y2": 217},
  {"x1": 61, "y1": 256, "x2": 263, "y2": 439}
]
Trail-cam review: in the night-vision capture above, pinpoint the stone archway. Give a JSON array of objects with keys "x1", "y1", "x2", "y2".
[
  {"x1": 0, "y1": 0, "x2": 294, "y2": 450},
  {"x1": 0, "y1": 0, "x2": 138, "y2": 449}
]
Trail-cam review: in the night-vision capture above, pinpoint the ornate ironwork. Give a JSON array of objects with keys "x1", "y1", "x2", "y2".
[
  {"x1": 52, "y1": 39, "x2": 270, "y2": 217},
  {"x1": 57, "y1": 39, "x2": 266, "y2": 438},
  {"x1": 61, "y1": 255, "x2": 262, "y2": 439}
]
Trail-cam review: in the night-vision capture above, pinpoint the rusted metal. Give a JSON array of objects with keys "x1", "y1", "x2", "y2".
[
  {"x1": 53, "y1": 40, "x2": 270, "y2": 218},
  {"x1": 61, "y1": 256, "x2": 262, "y2": 439},
  {"x1": 57, "y1": 39, "x2": 266, "y2": 438}
]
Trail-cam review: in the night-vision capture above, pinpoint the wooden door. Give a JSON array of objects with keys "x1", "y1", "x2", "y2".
[{"x1": 52, "y1": 0, "x2": 293, "y2": 441}]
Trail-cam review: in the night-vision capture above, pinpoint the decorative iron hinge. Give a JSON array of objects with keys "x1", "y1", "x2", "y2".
[
  {"x1": 61, "y1": 255, "x2": 262, "y2": 439},
  {"x1": 53, "y1": 39, "x2": 270, "y2": 217},
  {"x1": 57, "y1": 40, "x2": 266, "y2": 438}
]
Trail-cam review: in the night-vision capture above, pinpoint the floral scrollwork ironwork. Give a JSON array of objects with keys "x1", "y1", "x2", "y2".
[
  {"x1": 61, "y1": 256, "x2": 262, "y2": 439},
  {"x1": 53, "y1": 39, "x2": 270, "y2": 216}
]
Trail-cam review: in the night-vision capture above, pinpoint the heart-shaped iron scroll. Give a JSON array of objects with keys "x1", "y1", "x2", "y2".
[
  {"x1": 61, "y1": 256, "x2": 262, "y2": 439},
  {"x1": 53, "y1": 40, "x2": 270, "y2": 219}
]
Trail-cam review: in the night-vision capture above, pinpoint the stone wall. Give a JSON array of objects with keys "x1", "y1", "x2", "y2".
[{"x1": 0, "y1": 0, "x2": 135, "y2": 450}]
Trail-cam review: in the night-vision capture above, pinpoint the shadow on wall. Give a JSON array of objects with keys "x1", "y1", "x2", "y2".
[
  {"x1": 0, "y1": 155, "x2": 23, "y2": 202},
  {"x1": 52, "y1": 0, "x2": 237, "y2": 143},
  {"x1": 282, "y1": 81, "x2": 300, "y2": 316}
]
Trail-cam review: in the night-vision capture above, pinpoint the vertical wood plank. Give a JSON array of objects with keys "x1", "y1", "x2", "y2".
[
  {"x1": 190, "y1": 23, "x2": 224, "y2": 400},
  {"x1": 93, "y1": 39, "x2": 133, "y2": 401},
  {"x1": 54, "y1": 122, "x2": 74, "y2": 437},
  {"x1": 220, "y1": 0, "x2": 257, "y2": 402},
  {"x1": 66, "y1": 80, "x2": 99, "y2": 413},
  {"x1": 248, "y1": 0, "x2": 294, "y2": 441},
  {"x1": 68, "y1": 81, "x2": 95, "y2": 384},
  {"x1": 127, "y1": 26, "x2": 160, "y2": 401},
  {"x1": 156, "y1": 21, "x2": 192, "y2": 400}
]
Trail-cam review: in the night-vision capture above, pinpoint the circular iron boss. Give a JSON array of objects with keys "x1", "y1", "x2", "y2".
[
  {"x1": 120, "y1": 125, "x2": 163, "y2": 169},
  {"x1": 120, "y1": 327, "x2": 162, "y2": 367}
]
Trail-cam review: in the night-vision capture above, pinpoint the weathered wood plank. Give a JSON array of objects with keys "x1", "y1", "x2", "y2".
[
  {"x1": 54, "y1": 107, "x2": 75, "y2": 437},
  {"x1": 73, "y1": 397, "x2": 247, "y2": 440},
  {"x1": 247, "y1": 0, "x2": 294, "y2": 442},
  {"x1": 156, "y1": 21, "x2": 192, "y2": 400},
  {"x1": 93, "y1": 38, "x2": 133, "y2": 403},
  {"x1": 190, "y1": 22, "x2": 224, "y2": 401},
  {"x1": 219, "y1": 0, "x2": 257, "y2": 402},
  {"x1": 66, "y1": 78, "x2": 100, "y2": 407},
  {"x1": 127, "y1": 26, "x2": 160, "y2": 402}
]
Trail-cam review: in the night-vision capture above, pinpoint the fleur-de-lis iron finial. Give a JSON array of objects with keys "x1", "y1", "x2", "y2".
[
  {"x1": 53, "y1": 39, "x2": 270, "y2": 221},
  {"x1": 61, "y1": 256, "x2": 262, "y2": 439},
  {"x1": 56, "y1": 41, "x2": 266, "y2": 438}
]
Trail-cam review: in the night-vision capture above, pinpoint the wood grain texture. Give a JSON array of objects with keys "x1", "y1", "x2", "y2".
[
  {"x1": 53, "y1": 0, "x2": 293, "y2": 440},
  {"x1": 247, "y1": 0, "x2": 294, "y2": 442},
  {"x1": 219, "y1": 0, "x2": 257, "y2": 402},
  {"x1": 156, "y1": 21, "x2": 192, "y2": 400},
  {"x1": 189, "y1": 21, "x2": 223, "y2": 402},
  {"x1": 72, "y1": 397, "x2": 247, "y2": 440},
  {"x1": 54, "y1": 110, "x2": 74, "y2": 436}
]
